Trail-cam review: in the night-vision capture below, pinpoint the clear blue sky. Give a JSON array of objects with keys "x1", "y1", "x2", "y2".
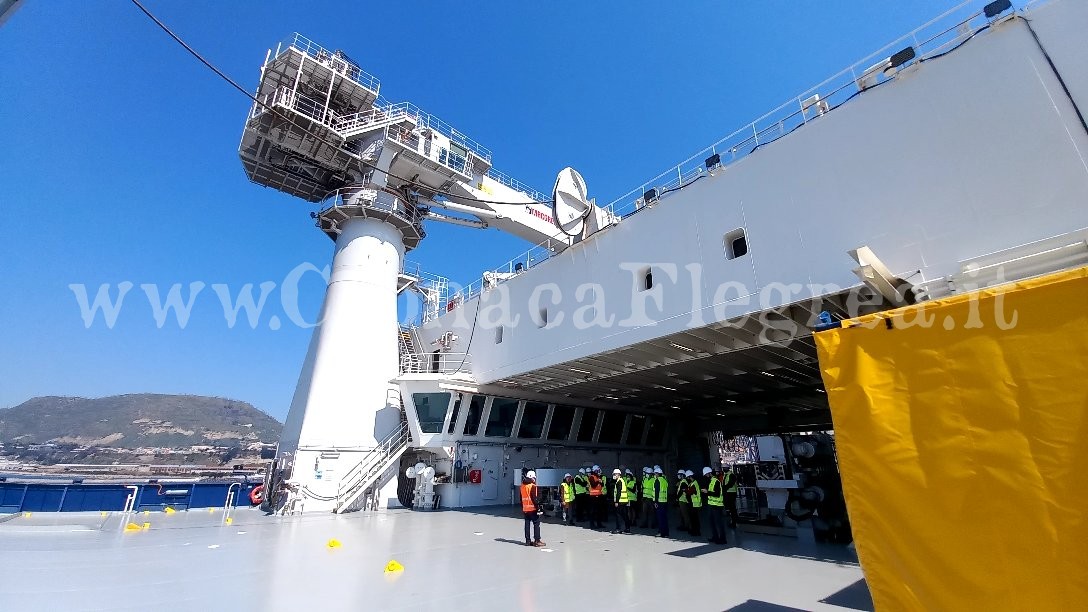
[{"x1": 0, "y1": 0, "x2": 957, "y2": 421}]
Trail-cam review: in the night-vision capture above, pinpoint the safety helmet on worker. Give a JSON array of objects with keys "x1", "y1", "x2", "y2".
[
  {"x1": 526, "y1": 470, "x2": 536, "y2": 480},
  {"x1": 578, "y1": 468, "x2": 586, "y2": 474},
  {"x1": 642, "y1": 467, "x2": 651, "y2": 474},
  {"x1": 685, "y1": 470, "x2": 694, "y2": 477},
  {"x1": 676, "y1": 469, "x2": 685, "y2": 476},
  {"x1": 564, "y1": 473, "x2": 572, "y2": 479},
  {"x1": 702, "y1": 467, "x2": 712, "y2": 476},
  {"x1": 624, "y1": 468, "x2": 633, "y2": 475},
  {"x1": 653, "y1": 466, "x2": 663, "y2": 474},
  {"x1": 612, "y1": 468, "x2": 621, "y2": 475},
  {"x1": 592, "y1": 465, "x2": 601, "y2": 472}
]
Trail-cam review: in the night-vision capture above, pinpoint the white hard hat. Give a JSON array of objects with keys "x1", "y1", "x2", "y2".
[
  {"x1": 653, "y1": 466, "x2": 663, "y2": 474},
  {"x1": 624, "y1": 468, "x2": 633, "y2": 475},
  {"x1": 685, "y1": 470, "x2": 694, "y2": 477},
  {"x1": 592, "y1": 465, "x2": 600, "y2": 471},
  {"x1": 702, "y1": 467, "x2": 712, "y2": 476},
  {"x1": 578, "y1": 468, "x2": 586, "y2": 474},
  {"x1": 564, "y1": 473, "x2": 572, "y2": 478},
  {"x1": 526, "y1": 470, "x2": 536, "y2": 479},
  {"x1": 612, "y1": 468, "x2": 621, "y2": 475},
  {"x1": 643, "y1": 467, "x2": 651, "y2": 474},
  {"x1": 677, "y1": 469, "x2": 685, "y2": 475}
]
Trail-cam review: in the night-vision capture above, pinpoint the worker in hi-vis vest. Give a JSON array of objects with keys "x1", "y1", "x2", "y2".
[
  {"x1": 520, "y1": 470, "x2": 546, "y2": 547},
  {"x1": 652, "y1": 465, "x2": 670, "y2": 538},
  {"x1": 723, "y1": 465, "x2": 739, "y2": 529},
  {"x1": 611, "y1": 468, "x2": 632, "y2": 534},
  {"x1": 560, "y1": 473, "x2": 576, "y2": 526},
  {"x1": 704, "y1": 466, "x2": 728, "y2": 545},
  {"x1": 640, "y1": 466, "x2": 657, "y2": 529},
  {"x1": 675, "y1": 469, "x2": 690, "y2": 532},
  {"x1": 622, "y1": 469, "x2": 637, "y2": 528},
  {"x1": 573, "y1": 468, "x2": 589, "y2": 523},
  {"x1": 684, "y1": 470, "x2": 703, "y2": 537},
  {"x1": 587, "y1": 465, "x2": 605, "y2": 529}
]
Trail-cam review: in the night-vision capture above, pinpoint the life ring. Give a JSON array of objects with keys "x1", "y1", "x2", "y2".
[{"x1": 249, "y1": 485, "x2": 265, "y2": 505}]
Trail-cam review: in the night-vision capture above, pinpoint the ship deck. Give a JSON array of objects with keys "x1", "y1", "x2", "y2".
[{"x1": 0, "y1": 507, "x2": 871, "y2": 611}]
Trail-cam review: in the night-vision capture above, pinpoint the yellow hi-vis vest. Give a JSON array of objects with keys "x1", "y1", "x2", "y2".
[
  {"x1": 642, "y1": 476, "x2": 655, "y2": 499},
  {"x1": 707, "y1": 477, "x2": 724, "y2": 507},
  {"x1": 724, "y1": 471, "x2": 738, "y2": 493},
  {"x1": 623, "y1": 475, "x2": 636, "y2": 496},
  {"x1": 573, "y1": 474, "x2": 588, "y2": 495},
  {"x1": 560, "y1": 481, "x2": 575, "y2": 503},
  {"x1": 613, "y1": 477, "x2": 628, "y2": 504},
  {"x1": 655, "y1": 475, "x2": 668, "y2": 503},
  {"x1": 689, "y1": 480, "x2": 703, "y2": 508},
  {"x1": 676, "y1": 477, "x2": 689, "y2": 503}
]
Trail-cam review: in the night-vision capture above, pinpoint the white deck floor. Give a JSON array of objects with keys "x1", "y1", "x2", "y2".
[{"x1": 0, "y1": 507, "x2": 871, "y2": 611}]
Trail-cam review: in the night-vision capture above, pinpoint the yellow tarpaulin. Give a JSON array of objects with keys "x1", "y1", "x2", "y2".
[{"x1": 815, "y1": 266, "x2": 1088, "y2": 611}]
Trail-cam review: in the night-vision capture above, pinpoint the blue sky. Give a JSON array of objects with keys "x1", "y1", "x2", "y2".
[{"x1": 0, "y1": 0, "x2": 957, "y2": 420}]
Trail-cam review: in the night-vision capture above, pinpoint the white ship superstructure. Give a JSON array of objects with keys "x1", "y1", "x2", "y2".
[{"x1": 237, "y1": 0, "x2": 1088, "y2": 517}]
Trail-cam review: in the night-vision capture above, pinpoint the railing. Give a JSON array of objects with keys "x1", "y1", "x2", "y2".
[
  {"x1": 317, "y1": 186, "x2": 425, "y2": 233},
  {"x1": 399, "y1": 352, "x2": 472, "y2": 375},
  {"x1": 276, "y1": 32, "x2": 381, "y2": 95},
  {"x1": 250, "y1": 86, "x2": 346, "y2": 132},
  {"x1": 334, "y1": 422, "x2": 411, "y2": 512},
  {"x1": 335, "y1": 104, "x2": 413, "y2": 135},
  {"x1": 485, "y1": 167, "x2": 549, "y2": 203},
  {"x1": 603, "y1": 0, "x2": 1005, "y2": 218},
  {"x1": 444, "y1": 0, "x2": 1016, "y2": 305},
  {"x1": 402, "y1": 260, "x2": 450, "y2": 325}
]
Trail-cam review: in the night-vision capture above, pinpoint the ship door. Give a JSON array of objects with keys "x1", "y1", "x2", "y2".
[{"x1": 481, "y1": 467, "x2": 498, "y2": 500}]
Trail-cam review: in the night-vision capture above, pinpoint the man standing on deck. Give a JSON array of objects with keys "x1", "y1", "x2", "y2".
[
  {"x1": 653, "y1": 465, "x2": 670, "y2": 538},
  {"x1": 685, "y1": 470, "x2": 702, "y2": 537},
  {"x1": 611, "y1": 468, "x2": 632, "y2": 533},
  {"x1": 622, "y1": 468, "x2": 637, "y2": 528},
  {"x1": 640, "y1": 466, "x2": 657, "y2": 529},
  {"x1": 560, "y1": 473, "x2": 576, "y2": 526},
  {"x1": 573, "y1": 468, "x2": 589, "y2": 523},
  {"x1": 521, "y1": 470, "x2": 546, "y2": 547},
  {"x1": 675, "y1": 469, "x2": 690, "y2": 532},
  {"x1": 704, "y1": 466, "x2": 727, "y2": 545},
  {"x1": 587, "y1": 465, "x2": 605, "y2": 529},
  {"x1": 723, "y1": 465, "x2": 739, "y2": 529}
]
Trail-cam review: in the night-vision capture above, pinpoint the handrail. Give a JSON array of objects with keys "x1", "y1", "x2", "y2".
[
  {"x1": 317, "y1": 186, "x2": 425, "y2": 233},
  {"x1": 277, "y1": 33, "x2": 381, "y2": 94},
  {"x1": 335, "y1": 422, "x2": 411, "y2": 502},
  {"x1": 400, "y1": 352, "x2": 472, "y2": 375},
  {"x1": 485, "y1": 167, "x2": 548, "y2": 203},
  {"x1": 444, "y1": 0, "x2": 1010, "y2": 300}
]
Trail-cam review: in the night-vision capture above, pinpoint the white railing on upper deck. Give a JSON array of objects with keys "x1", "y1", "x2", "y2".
[
  {"x1": 603, "y1": 0, "x2": 1008, "y2": 217},
  {"x1": 439, "y1": 0, "x2": 1017, "y2": 308},
  {"x1": 485, "y1": 168, "x2": 549, "y2": 203},
  {"x1": 276, "y1": 33, "x2": 381, "y2": 95}
]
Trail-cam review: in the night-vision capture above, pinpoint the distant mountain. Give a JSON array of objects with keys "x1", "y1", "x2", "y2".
[{"x1": 0, "y1": 394, "x2": 282, "y2": 448}]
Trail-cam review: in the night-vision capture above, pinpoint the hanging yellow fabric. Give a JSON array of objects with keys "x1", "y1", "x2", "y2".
[{"x1": 815, "y1": 266, "x2": 1088, "y2": 611}]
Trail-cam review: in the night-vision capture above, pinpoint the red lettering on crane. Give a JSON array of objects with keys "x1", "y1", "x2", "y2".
[{"x1": 525, "y1": 205, "x2": 554, "y2": 224}]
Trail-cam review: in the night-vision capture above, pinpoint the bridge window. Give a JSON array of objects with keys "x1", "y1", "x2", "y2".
[
  {"x1": 485, "y1": 397, "x2": 520, "y2": 437},
  {"x1": 576, "y1": 408, "x2": 600, "y2": 442},
  {"x1": 446, "y1": 395, "x2": 462, "y2": 434},
  {"x1": 625, "y1": 414, "x2": 646, "y2": 446},
  {"x1": 547, "y1": 405, "x2": 576, "y2": 441},
  {"x1": 462, "y1": 395, "x2": 485, "y2": 436},
  {"x1": 517, "y1": 402, "x2": 548, "y2": 439},
  {"x1": 413, "y1": 392, "x2": 451, "y2": 434},
  {"x1": 724, "y1": 228, "x2": 748, "y2": 259},
  {"x1": 598, "y1": 411, "x2": 625, "y2": 445}
]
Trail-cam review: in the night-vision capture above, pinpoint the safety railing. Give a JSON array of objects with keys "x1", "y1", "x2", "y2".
[
  {"x1": 402, "y1": 260, "x2": 450, "y2": 325},
  {"x1": 275, "y1": 33, "x2": 381, "y2": 95},
  {"x1": 603, "y1": 0, "x2": 1009, "y2": 218},
  {"x1": 317, "y1": 186, "x2": 425, "y2": 233},
  {"x1": 485, "y1": 167, "x2": 549, "y2": 203},
  {"x1": 334, "y1": 422, "x2": 411, "y2": 512},
  {"x1": 399, "y1": 352, "x2": 472, "y2": 375}
]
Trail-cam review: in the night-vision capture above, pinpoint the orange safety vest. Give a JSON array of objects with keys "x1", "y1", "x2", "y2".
[
  {"x1": 520, "y1": 483, "x2": 538, "y2": 513},
  {"x1": 588, "y1": 474, "x2": 603, "y2": 497}
]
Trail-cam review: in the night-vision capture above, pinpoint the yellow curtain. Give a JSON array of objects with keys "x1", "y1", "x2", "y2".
[{"x1": 815, "y1": 267, "x2": 1088, "y2": 611}]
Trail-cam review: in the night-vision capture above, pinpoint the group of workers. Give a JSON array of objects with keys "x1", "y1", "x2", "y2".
[{"x1": 520, "y1": 463, "x2": 739, "y2": 548}]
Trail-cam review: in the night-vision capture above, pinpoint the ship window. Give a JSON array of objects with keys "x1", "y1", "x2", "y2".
[
  {"x1": 642, "y1": 267, "x2": 653, "y2": 291},
  {"x1": 495, "y1": 326, "x2": 504, "y2": 344},
  {"x1": 413, "y1": 392, "x2": 451, "y2": 434},
  {"x1": 625, "y1": 414, "x2": 646, "y2": 446},
  {"x1": 462, "y1": 395, "x2": 486, "y2": 436},
  {"x1": 598, "y1": 411, "x2": 625, "y2": 444},
  {"x1": 724, "y1": 228, "x2": 748, "y2": 259},
  {"x1": 446, "y1": 395, "x2": 462, "y2": 434},
  {"x1": 645, "y1": 416, "x2": 666, "y2": 447},
  {"x1": 485, "y1": 397, "x2": 520, "y2": 437},
  {"x1": 517, "y1": 402, "x2": 548, "y2": 439},
  {"x1": 547, "y1": 405, "x2": 576, "y2": 441},
  {"x1": 576, "y1": 408, "x2": 600, "y2": 442}
]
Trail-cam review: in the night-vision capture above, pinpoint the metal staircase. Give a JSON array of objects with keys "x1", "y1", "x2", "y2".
[
  {"x1": 398, "y1": 326, "x2": 422, "y2": 373},
  {"x1": 333, "y1": 421, "x2": 411, "y2": 513}
]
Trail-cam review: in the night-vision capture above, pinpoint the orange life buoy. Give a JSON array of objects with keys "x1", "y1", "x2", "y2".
[{"x1": 249, "y1": 485, "x2": 265, "y2": 505}]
